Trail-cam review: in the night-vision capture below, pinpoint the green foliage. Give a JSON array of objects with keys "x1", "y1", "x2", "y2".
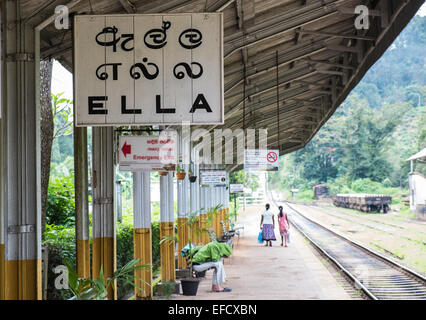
[
  {"x1": 52, "y1": 92, "x2": 73, "y2": 139},
  {"x1": 267, "y1": 16, "x2": 425, "y2": 194},
  {"x1": 43, "y1": 214, "x2": 162, "y2": 300},
  {"x1": 328, "y1": 178, "x2": 406, "y2": 200},
  {"x1": 115, "y1": 214, "x2": 161, "y2": 297},
  {"x1": 50, "y1": 92, "x2": 74, "y2": 165},
  {"x1": 65, "y1": 258, "x2": 148, "y2": 300},
  {"x1": 116, "y1": 170, "x2": 133, "y2": 202},
  {"x1": 293, "y1": 189, "x2": 315, "y2": 201},
  {"x1": 361, "y1": 15, "x2": 426, "y2": 97},
  {"x1": 43, "y1": 224, "x2": 76, "y2": 300},
  {"x1": 47, "y1": 173, "x2": 75, "y2": 226},
  {"x1": 229, "y1": 170, "x2": 259, "y2": 192},
  {"x1": 205, "y1": 204, "x2": 223, "y2": 231}
]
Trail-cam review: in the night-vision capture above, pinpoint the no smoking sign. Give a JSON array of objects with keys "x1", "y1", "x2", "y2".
[{"x1": 267, "y1": 151, "x2": 278, "y2": 163}]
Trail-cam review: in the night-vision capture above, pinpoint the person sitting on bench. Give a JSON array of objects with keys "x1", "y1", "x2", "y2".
[{"x1": 185, "y1": 241, "x2": 233, "y2": 292}]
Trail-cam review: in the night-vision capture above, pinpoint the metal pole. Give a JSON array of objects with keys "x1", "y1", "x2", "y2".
[
  {"x1": 92, "y1": 127, "x2": 116, "y2": 300},
  {"x1": 1, "y1": 1, "x2": 40, "y2": 299},
  {"x1": 74, "y1": 127, "x2": 90, "y2": 278},
  {"x1": 133, "y1": 171, "x2": 152, "y2": 299},
  {"x1": 159, "y1": 171, "x2": 175, "y2": 283}
]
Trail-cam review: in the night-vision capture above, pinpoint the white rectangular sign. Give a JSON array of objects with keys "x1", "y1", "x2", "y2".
[
  {"x1": 74, "y1": 13, "x2": 224, "y2": 126},
  {"x1": 118, "y1": 132, "x2": 177, "y2": 171},
  {"x1": 229, "y1": 184, "x2": 244, "y2": 193},
  {"x1": 244, "y1": 149, "x2": 279, "y2": 171},
  {"x1": 200, "y1": 170, "x2": 227, "y2": 187}
]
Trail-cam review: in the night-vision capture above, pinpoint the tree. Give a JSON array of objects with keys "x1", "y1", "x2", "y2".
[
  {"x1": 40, "y1": 59, "x2": 54, "y2": 236},
  {"x1": 341, "y1": 99, "x2": 407, "y2": 182},
  {"x1": 40, "y1": 59, "x2": 74, "y2": 236}
]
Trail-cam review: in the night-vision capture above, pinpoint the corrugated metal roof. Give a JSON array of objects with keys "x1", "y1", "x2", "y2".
[
  {"x1": 28, "y1": 0, "x2": 423, "y2": 171},
  {"x1": 407, "y1": 148, "x2": 426, "y2": 161}
]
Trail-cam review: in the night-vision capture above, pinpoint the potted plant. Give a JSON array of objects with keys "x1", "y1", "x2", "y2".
[
  {"x1": 176, "y1": 164, "x2": 186, "y2": 180},
  {"x1": 180, "y1": 210, "x2": 202, "y2": 296},
  {"x1": 157, "y1": 235, "x2": 180, "y2": 295},
  {"x1": 158, "y1": 170, "x2": 169, "y2": 176},
  {"x1": 205, "y1": 204, "x2": 223, "y2": 237},
  {"x1": 64, "y1": 259, "x2": 149, "y2": 300},
  {"x1": 188, "y1": 168, "x2": 197, "y2": 183}
]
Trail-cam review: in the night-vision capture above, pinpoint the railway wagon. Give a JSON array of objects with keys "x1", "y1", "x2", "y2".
[
  {"x1": 313, "y1": 184, "x2": 329, "y2": 199},
  {"x1": 332, "y1": 194, "x2": 392, "y2": 213}
]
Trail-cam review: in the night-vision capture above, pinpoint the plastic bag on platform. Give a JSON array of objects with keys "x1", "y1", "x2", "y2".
[{"x1": 258, "y1": 232, "x2": 263, "y2": 243}]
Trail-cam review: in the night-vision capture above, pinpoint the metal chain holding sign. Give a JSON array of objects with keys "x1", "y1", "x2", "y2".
[{"x1": 276, "y1": 51, "x2": 280, "y2": 152}]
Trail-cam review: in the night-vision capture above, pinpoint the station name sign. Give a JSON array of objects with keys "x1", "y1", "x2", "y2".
[{"x1": 74, "y1": 13, "x2": 224, "y2": 126}]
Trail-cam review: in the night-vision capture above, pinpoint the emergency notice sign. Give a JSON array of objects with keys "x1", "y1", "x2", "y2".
[
  {"x1": 74, "y1": 13, "x2": 224, "y2": 126},
  {"x1": 118, "y1": 132, "x2": 177, "y2": 171},
  {"x1": 200, "y1": 170, "x2": 227, "y2": 187}
]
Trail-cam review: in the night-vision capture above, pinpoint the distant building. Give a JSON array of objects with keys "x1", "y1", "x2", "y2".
[{"x1": 406, "y1": 148, "x2": 426, "y2": 220}]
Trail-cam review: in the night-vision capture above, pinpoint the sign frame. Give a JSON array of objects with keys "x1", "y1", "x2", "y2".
[
  {"x1": 244, "y1": 149, "x2": 279, "y2": 172},
  {"x1": 229, "y1": 184, "x2": 244, "y2": 193},
  {"x1": 118, "y1": 132, "x2": 177, "y2": 171},
  {"x1": 200, "y1": 170, "x2": 227, "y2": 187},
  {"x1": 73, "y1": 13, "x2": 224, "y2": 127}
]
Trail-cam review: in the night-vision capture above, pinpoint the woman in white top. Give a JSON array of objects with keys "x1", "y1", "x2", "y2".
[{"x1": 259, "y1": 204, "x2": 276, "y2": 247}]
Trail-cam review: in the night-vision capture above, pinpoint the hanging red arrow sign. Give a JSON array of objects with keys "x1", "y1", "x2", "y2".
[{"x1": 121, "y1": 141, "x2": 132, "y2": 158}]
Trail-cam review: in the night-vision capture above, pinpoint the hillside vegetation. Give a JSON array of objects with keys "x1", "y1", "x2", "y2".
[{"x1": 269, "y1": 15, "x2": 426, "y2": 205}]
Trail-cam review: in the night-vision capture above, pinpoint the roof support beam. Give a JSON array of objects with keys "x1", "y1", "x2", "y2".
[
  {"x1": 225, "y1": 47, "x2": 328, "y2": 94},
  {"x1": 315, "y1": 69, "x2": 346, "y2": 76},
  {"x1": 225, "y1": 82, "x2": 312, "y2": 122},
  {"x1": 209, "y1": 0, "x2": 236, "y2": 12},
  {"x1": 296, "y1": 29, "x2": 375, "y2": 41},
  {"x1": 337, "y1": 7, "x2": 383, "y2": 17},
  {"x1": 118, "y1": 0, "x2": 136, "y2": 13},
  {"x1": 224, "y1": 0, "x2": 346, "y2": 58},
  {"x1": 326, "y1": 44, "x2": 363, "y2": 53},
  {"x1": 302, "y1": 58, "x2": 355, "y2": 70}
]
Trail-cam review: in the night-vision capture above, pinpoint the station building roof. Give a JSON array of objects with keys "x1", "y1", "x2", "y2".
[
  {"x1": 29, "y1": 0, "x2": 423, "y2": 171},
  {"x1": 407, "y1": 148, "x2": 426, "y2": 162}
]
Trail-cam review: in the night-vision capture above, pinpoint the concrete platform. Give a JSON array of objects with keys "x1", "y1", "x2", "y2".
[{"x1": 173, "y1": 205, "x2": 352, "y2": 300}]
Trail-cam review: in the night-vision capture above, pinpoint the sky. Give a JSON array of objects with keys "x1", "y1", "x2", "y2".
[{"x1": 51, "y1": 3, "x2": 426, "y2": 99}]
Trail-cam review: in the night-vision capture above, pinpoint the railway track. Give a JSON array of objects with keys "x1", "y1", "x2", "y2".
[{"x1": 274, "y1": 199, "x2": 426, "y2": 300}]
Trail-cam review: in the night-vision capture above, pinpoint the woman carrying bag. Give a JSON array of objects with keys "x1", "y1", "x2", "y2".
[
  {"x1": 277, "y1": 206, "x2": 290, "y2": 247},
  {"x1": 259, "y1": 204, "x2": 276, "y2": 247}
]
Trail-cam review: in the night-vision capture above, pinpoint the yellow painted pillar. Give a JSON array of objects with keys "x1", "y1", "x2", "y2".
[
  {"x1": 177, "y1": 218, "x2": 189, "y2": 269},
  {"x1": 225, "y1": 208, "x2": 230, "y2": 230},
  {"x1": 133, "y1": 171, "x2": 153, "y2": 299},
  {"x1": 74, "y1": 126, "x2": 90, "y2": 279},
  {"x1": 0, "y1": 244, "x2": 4, "y2": 299},
  {"x1": 76, "y1": 240, "x2": 90, "y2": 279},
  {"x1": 198, "y1": 214, "x2": 207, "y2": 244},
  {"x1": 92, "y1": 127, "x2": 116, "y2": 300},
  {"x1": 134, "y1": 228, "x2": 152, "y2": 299},
  {"x1": 3, "y1": 260, "x2": 42, "y2": 300},
  {"x1": 159, "y1": 172, "x2": 176, "y2": 282},
  {"x1": 0, "y1": 0, "x2": 41, "y2": 300},
  {"x1": 176, "y1": 162, "x2": 189, "y2": 269},
  {"x1": 160, "y1": 222, "x2": 175, "y2": 282},
  {"x1": 215, "y1": 210, "x2": 222, "y2": 238}
]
